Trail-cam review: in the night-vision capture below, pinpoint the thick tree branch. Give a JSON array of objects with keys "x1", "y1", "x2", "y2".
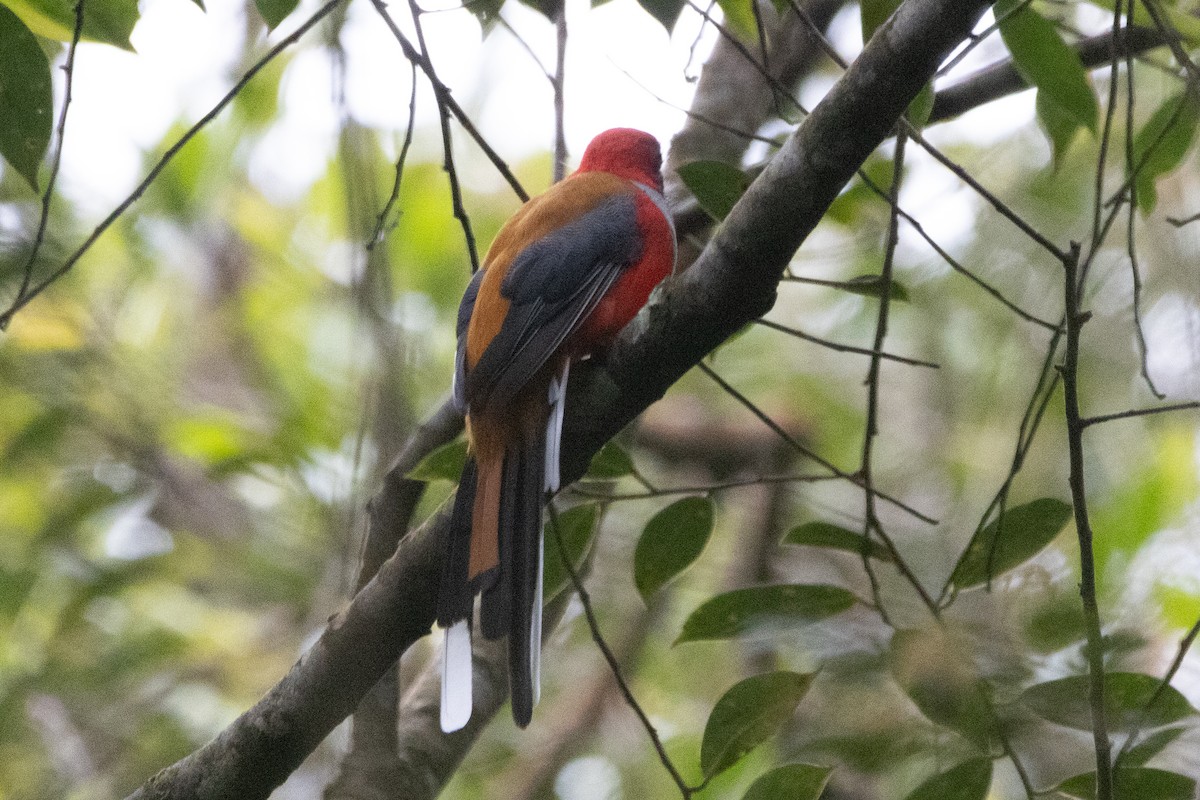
[{"x1": 126, "y1": 1, "x2": 994, "y2": 795}]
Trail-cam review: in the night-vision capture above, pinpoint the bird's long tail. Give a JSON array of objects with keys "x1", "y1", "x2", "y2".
[{"x1": 437, "y1": 361, "x2": 569, "y2": 732}]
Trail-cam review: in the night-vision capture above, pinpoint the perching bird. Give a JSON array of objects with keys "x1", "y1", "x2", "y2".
[{"x1": 436, "y1": 128, "x2": 676, "y2": 732}]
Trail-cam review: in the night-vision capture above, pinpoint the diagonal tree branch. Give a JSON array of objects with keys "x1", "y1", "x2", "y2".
[{"x1": 124, "y1": 0, "x2": 995, "y2": 795}]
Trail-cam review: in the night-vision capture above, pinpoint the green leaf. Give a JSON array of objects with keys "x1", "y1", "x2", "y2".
[
  {"x1": 635, "y1": 0, "x2": 685, "y2": 30},
  {"x1": 1083, "y1": 0, "x2": 1200, "y2": 44},
  {"x1": 906, "y1": 83, "x2": 935, "y2": 129},
  {"x1": 1131, "y1": 92, "x2": 1200, "y2": 214},
  {"x1": 902, "y1": 758, "x2": 992, "y2": 800},
  {"x1": 543, "y1": 504, "x2": 600, "y2": 599},
  {"x1": 890, "y1": 627, "x2": 993, "y2": 747},
  {"x1": 586, "y1": 441, "x2": 634, "y2": 479},
  {"x1": 784, "y1": 521, "x2": 892, "y2": 562},
  {"x1": 701, "y1": 671, "x2": 814, "y2": 778},
  {"x1": 678, "y1": 160, "x2": 752, "y2": 222},
  {"x1": 0, "y1": 4, "x2": 51, "y2": 192},
  {"x1": 860, "y1": 0, "x2": 896, "y2": 40},
  {"x1": 677, "y1": 584, "x2": 855, "y2": 643},
  {"x1": 1023, "y1": 590, "x2": 1087, "y2": 652},
  {"x1": 406, "y1": 439, "x2": 468, "y2": 482},
  {"x1": 839, "y1": 274, "x2": 910, "y2": 302},
  {"x1": 1021, "y1": 672, "x2": 1197, "y2": 731},
  {"x1": 950, "y1": 498, "x2": 1072, "y2": 589},
  {"x1": 1123, "y1": 726, "x2": 1187, "y2": 767},
  {"x1": 465, "y1": 0, "x2": 504, "y2": 30},
  {"x1": 1057, "y1": 767, "x2": 1196, "y2": 800},
  {"x1": 516, "y1": 0, "x2": 562, "y2": 20},
  {"x1": 3, "y1": 0, "x2": 138, "y2": 50},
  {"x1": 742, "y1": 763, "x2": 832, "y2": 800},
  {"x1": 634, "y1": 496, "x2": 714, "y2": 601},
  {"x1": 714, "y1": 0, "x2": 756, "y2": 42},
  {"x1": 825, "y1": 156, "x2": 894, "y2": 226},
  {"x1": 255, "y1": 0, "x2": 299, "y2": 29},
  {"x1": 1036, "y1": 87, "x2": 1084, "y2": 167},
  {"x1": 994, "y1": 0, "x2": 1098, "y2": 152}
]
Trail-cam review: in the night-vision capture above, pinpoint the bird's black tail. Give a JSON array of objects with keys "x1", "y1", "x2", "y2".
[{"x1": 480, "y1": 427, "x2": 545, "y2": 727}]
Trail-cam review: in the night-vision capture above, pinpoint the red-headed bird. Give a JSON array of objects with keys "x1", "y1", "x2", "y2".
[{"x1": 437, "y1": 128, "x2": 676, "y2": 732}]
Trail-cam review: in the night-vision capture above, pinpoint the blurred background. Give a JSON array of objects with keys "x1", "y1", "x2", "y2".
[{"x1": 1, "y1": 0, "x2": 1199, "y2": 797}]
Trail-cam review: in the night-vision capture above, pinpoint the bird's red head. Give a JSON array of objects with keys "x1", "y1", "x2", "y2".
[{"x1": 575, "y1": 128, "x2": 664, "y2": 191}]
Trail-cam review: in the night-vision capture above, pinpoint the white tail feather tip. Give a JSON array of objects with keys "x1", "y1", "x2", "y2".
[
  {"x1": 531, "y1": 534, "x2": 544, "y2": 705},
  {"x1": 440, "y1": 620, "x2": 473, "y2": 733}
]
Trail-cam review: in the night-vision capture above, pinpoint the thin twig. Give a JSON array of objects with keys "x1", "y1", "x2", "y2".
[
  {"x1": 553, "y1": 4, "x2": 567, "y2": 183},
  {"x1": 902, "y1": 125, "x2": 1072, "y2": 265},
  {"x1": 1122, "y1": 3, "x2": 1163, "y2": 398},
  {"x1": 1081, "y1": 401, "x2": 1200, "y2": 428},
  {"x1": 787, "y1": 0, "x2": 1064, "y2": 331},
  {"x1": 1114, "y1": 615, "x2": 1200, "y2": 767},
  {"x1": 940, "y1": 326, "x2": 1063, "y2": 605},
  {"x1": 1104, "y1": 93, "x2": 1192, "y2": 209},
  {"x1": 1084, "y1": 0, "x2": 1127, "y2": 291},
  {"x1": 1141, "y1": 0, "x2": 1200, "y2": 84},
  {"x1": 696, "y1": 362, "x2": 938, "y2": 525},
  {"x1": 367, "y1": 62, "x2": 419, "y2": 250},
  {"x1": 934, "y1": 0, "x2": 1031, "y2": 78},
  {"x1": 547, "y1": 505, "x2": 694, "y2": 798},
  {"x1": 851, "y1": 169, "x2": 1062, "y2": 332},
  {"x1": 404, "y1": 0, "x2": 480, "y2": 273},
  {"x1": 857, "y1": 132, "x2": 906, "y2": 625},
  {"x1": 754, "y1": 319, "x2": 939, "y2": 368},
  {"x1": 1166, "y1": 210, "x2": 1200, "y2": 227},
  {"x1": 367, "y1": 0, "x2": 529, "y2": 203},
  {"x1": 11, "y1": 0, "x2": 86, "y2": 312},
  {"x1": 0, "y1": 0, "x2": 347, "y2": 329},
  {"x1": 1061, "y1": 241, "x2": 1115, "y2": 800},
  {"x1": 569, "y1": 472, "x2": 841, "y2": 500},
  {"x1": 684, "y1": 0, "x2": 808, "y2": 117}
]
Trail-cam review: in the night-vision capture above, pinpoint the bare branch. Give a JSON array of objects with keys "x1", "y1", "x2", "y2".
[{"x1": 0, "y1": 0, "x2": 347, "y2": 330}]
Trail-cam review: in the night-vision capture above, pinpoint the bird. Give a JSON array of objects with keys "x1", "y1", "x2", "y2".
[{"x1": 436, "y1": 128, "x2": 676, "y2": 733}]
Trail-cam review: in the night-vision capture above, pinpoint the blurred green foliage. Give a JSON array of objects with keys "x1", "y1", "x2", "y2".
[{"x1": 1, "y1": 0, "x2": 1200, "y2": 798}]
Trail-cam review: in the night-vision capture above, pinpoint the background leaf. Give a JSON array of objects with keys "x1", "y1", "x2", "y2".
[
  {"x1": 1131, "y1": 92, "x2": 1200, "y2": 214},
  {"x1": 902, "y1": 758, "x2": 993, "y2": 800},
  {"x1": 784, "y1": 521, "x2": 892, "y2": 561},
  {"x1": 1057, "y1": 767, "x2": 1196, "y2": 800},
  {"x1": 713, "y1": 0, "x2": 756, "y2": 42},
  {"x1": 950, "y1": 498, "x2": 1072, "y2": 589},
  {"x1": 406, "y1": 439, "x2": 468, "y2": 482},
  {"x1": 586, "y1": 441, "x2": 634, "y2": 479},
  {"x1": 543, "y1": 504, "x2": 600, "y2": 599},
  {"x1": 890, "y1": 627, "x2": 993, "y2": 747},
  {"x1": 3, "y1": 0, "x2": 138, "y2": 49},
  {"x1": 634, "y1": 496, "x2": 714, "y2": 601},
  {"x1": 742, "y1": 763, "x2": 832, "y2": 800},
  {"x1": 677, "y1": 584, "x2": 855, "y2": 643},
  {"x1": 255, "y1": 0, "x2": 300, "y2": 29},
  {"x1": 1122, "y1": 727, "x2": 1187, "y2": 767},
  {"x1": 1021, "y1": 672, "x2": 1197, "y2": 731},
  {"x1": 0, "y1": 4, "x2": 52, "y2": 192},
  {"x1": 635, "y1": 0, "x2": 686, "y2": 30},
  {"x1": 678, "y1": 160, "x2": 752, "y2": 222},
  {"x1": 701, "y1": 671, "x2": 814, "y2": 778},
  {"x1": 995, "y1": 0, "x2": 1098, "y2": 155}
]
